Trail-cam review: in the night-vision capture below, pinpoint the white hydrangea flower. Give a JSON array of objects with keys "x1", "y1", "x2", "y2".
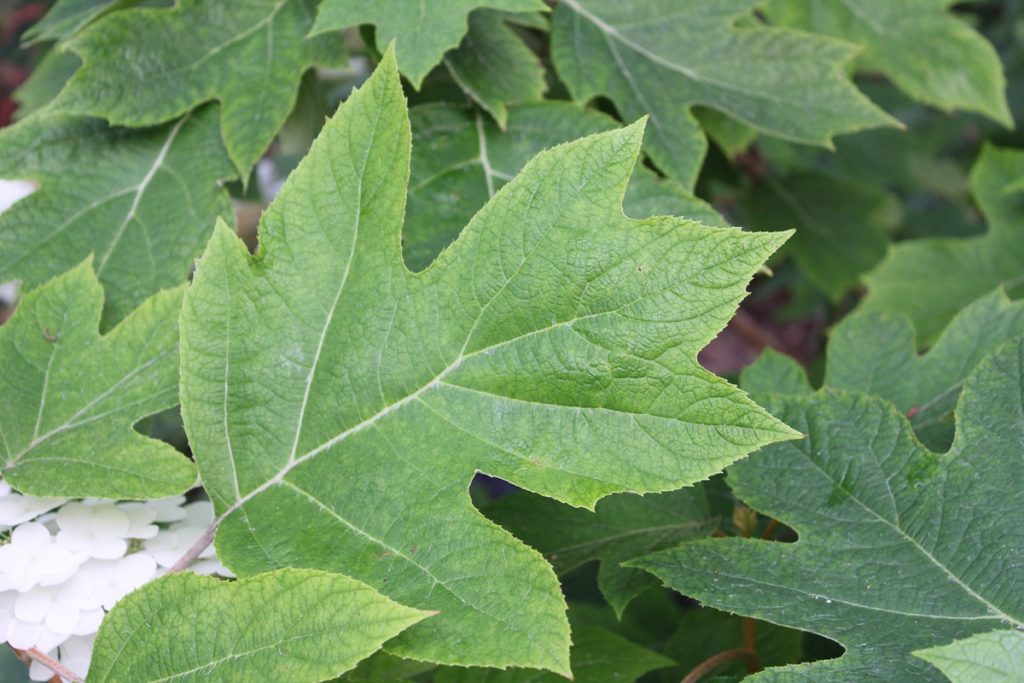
[
  {"x1": 0, "y1": 591, "x2": 67, "y2": 652},
  {"x1": 80, "y1": 554, "x2": 157, "y2": 611},
  {"x1": 28, "y1": 633, "x2": 96, "y2": 683},
  {"x1": 0, "y1": 522, "x2": 83, "y2": 592},
  {"x1": 0, "y1": 482, "x2": 68, "y2": 531},
  {"x1": 121, "y1": 495, "x2": 188, "y2": 523},
  {"x1": 13, "y1": 571, "x2": 102, "y2": 639},
  {"x1": 55, "y1": 502, "x2": 156, "y2": 560}
]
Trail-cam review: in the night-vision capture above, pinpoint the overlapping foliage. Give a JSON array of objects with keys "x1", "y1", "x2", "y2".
[{"x1": 0, "y1": 1, "x2": 1021, "y2": 682}]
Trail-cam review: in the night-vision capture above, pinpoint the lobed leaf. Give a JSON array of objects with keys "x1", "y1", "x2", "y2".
[
  {"x1": 0, "y1": 260, "x2": 195, "y2": 499},
  {"x1": 914, "y1": 629, "x2": 1024, "y2": 683},
  {"x1": 0, "y1": 107, "x2": 234, "y2": 327},
  {"x1": 550, "y1": 0, "x2": 897, "y2": 188},
  {"x1": 55, "y1": 0, "x2": 346, "y2": 175},
  {"x1": 180, "y1": 47, "x2": 796, "y2": 673}
]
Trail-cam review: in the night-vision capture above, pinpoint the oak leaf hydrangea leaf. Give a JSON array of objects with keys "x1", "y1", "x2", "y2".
[
  {"x1": 55, "y1": 0, "x2": 346, "y2": 175},
  {"x1": 179, "y1": 47, "x2": 796, "y2": 673},
  {"x1": 1, "y1": 260, "x2": 195, "y2": 499},
  {"x1": 633, "y1": 337, "x2": 1024, "y2": 681}
]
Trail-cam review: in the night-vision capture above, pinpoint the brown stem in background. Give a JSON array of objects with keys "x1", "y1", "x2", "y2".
[
  {"x1": 761, "y1": 518, "x2": 780, "y2": 540},
  {"x1": 167, "y1": 521, "x2": 218, "y2": 573},
  {"x1": 681, "y1": 648, "x2": 758, "y2": 683},
  {"x1": 25, "y1": 648, "x2": 83, "y2": 683},
  {"x1": 731, "y1": 309, "x2": 784, "y2": 353},
  {"x1": 741, "y1": 618, "x2": 762, "y2": 673}
]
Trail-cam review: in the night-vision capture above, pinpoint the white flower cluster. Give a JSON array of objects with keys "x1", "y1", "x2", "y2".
[{"x1": 0, "y1": 481, "x2": 230, "y2": 682}]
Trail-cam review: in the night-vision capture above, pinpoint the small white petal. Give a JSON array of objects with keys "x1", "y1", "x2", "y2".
[
  {"x1": 0, "y1": 544, "x2": 30, "y2": 591},
  {"x1": 180, "y1": 501, "x2": 215, "y2": 527},
  {"x1": 35, "y1": 545, "x2": 83, "y2": 587},
  {"x1": 91, "y1": 536, "x2": 128, "y2": 560},
  {"x1": 72, "y1": 608, "x2": 104, "y2": 636},
  {"x1": 14, "y1": 589, "x2": 53, "y2": 624},
  {"x1": 45, "y1": 601, "x2": 80, "y2": 635},
  {"x1": 121, "y1": 506, "x2": 158, "y2": 539},
  {"x1": 90, "y1": 505, "x2": 130, "y2": 537},
  {"x1": 13, "y1": 522, "x2": 52, "y2": 553},
  {"x1": 0, "y1": 494, "x2": 67, "y2": 527},
  {"x1": 7, "y1": 619, "x2": 41, "y2": 649},
  {"x1": 56, "y1": 502, "x2": 94, "y2": 534}
]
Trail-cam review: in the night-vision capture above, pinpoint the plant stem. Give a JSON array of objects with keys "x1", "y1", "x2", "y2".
[
  {"x1": 761, "y1": 518, "x2": 780, "y2": 539},
  {"x1": 741, "y1": 618, "x2": 762, "y2": 672},
  {"x1": 681, "y1": 648, "x2": 757, "y2": 683},
  {"x1": 167, "y1": 520, "x2": 218, "y2": 573},
  {"x1": 25, "y1": 648, "x2": 84, "y2": 683}
]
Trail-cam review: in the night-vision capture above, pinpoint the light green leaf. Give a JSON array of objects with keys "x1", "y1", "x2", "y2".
[
  {"x1": 915, "y1": 629, "x2": 1024, "y2": 683},
  {"x1": 863, "y1": 145, "x2": 1024, "y2": 342},
  {"x1": 0, "y1": 107, "x2": 235, "y2": 327},
  {"x1": 551, "y1": 0, "x2": 897, "y2": 189},
  {"x1": 12, "y1": 48, "x2": 81, "y2": 118},
  {"x1": 0, "y1": 260, "x2": 195, "y2": 499},
  {"x1": 180, "y1": 48, "x2": 796, "y2": 673},
  {"x1": 743, "y1": 171, "x2": 900, "y2": 300},
  {"x1": 486, "y1": 488, "x2": 714, "y2": 616},
  {"x1": 827, "y1": 288, "x2": 1024, "y2": 450},
  {"x1": 89, "y1": 569, "x2": 432, "y2": 683},
  {"x1": 444, "y1": 10, "x2": 547, "y2": 129},
  {"x1": 433, "y1": 626, "x2": 675, "y2": 683},
  {"x1": 311, "y1": 0, "x2": 545, "y2": 89},
  {"x1": 404, "y1": 101, "x2": 724, "y2": 272},
  {"x1": 56, "y1": 0, "x2": 346, "y2": 175},
  {"x1": 22, "y1": 0, "x2": 127, "y2": 44},
  {"x1": 765, "y1": 0, "x2": 1012, "y2": 126},
  {"x1": 632, "y1": 338, "x2": 1024, "y2": 680}
]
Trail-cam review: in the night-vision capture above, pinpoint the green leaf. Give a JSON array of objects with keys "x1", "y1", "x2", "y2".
[
  {"x1": 742, "y1": 171, "x2": 900, "y2": 301},
  {"x1": 862, "y1": 145, "x2": 1024, "y2": 343},
  {"x1": 404, "y1": 101, "x2": 724, "y2": 272},
  {"x1": 12, "y1": 48, "x2": 81, "y2": 118},
  {"x1": 180, "y1": 48, "x2": 796, "y2": 673},
  {"x1": 0, "y1": 107, "x2": 235, "y2": 327},
  {"x1": 444, "y1": 10, "x2": 547, "y2": 129},
  {"x1": 914, "y1": 629, "x2": 1024, "y2": 683},
  {"x1": 550, "y1": 0, "x2": 897, "y2": 188},
  {"x1": 89, "y1": 569, "x2": 431, "y2": 683},
  {"x1": 22, "y1": 0, "x2": 127, "y2": 44},
  {"x1": 764, "y1": 0, "x2": 1012, "y2": 126},
  {"x1": 312, "y1": 0, "x2": 545, "y2": 88},
  {"x1": 826, "y1": 288, "x2": 1024, "y2": 450},
  {"x1": 56, "y1": 0, "x2": 346, "y2": 175},
  {"x1": 632, "y1": 338, "x2": 1024, "y2": 680},
  {"x1": 0, "y1": 260, "x2": 195, "y2": 499},
  {"x1": 485, "y1": 488, "x2": 715, "y2": 616},
  {"x1": 433, "y1": 626, "x2": 674, "y2": 683}
]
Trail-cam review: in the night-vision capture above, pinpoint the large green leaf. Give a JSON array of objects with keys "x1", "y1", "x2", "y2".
[
  {"x1": 22, "y1": 0, "x2": 126, "y2": 44},
  {"x1": 485, "y1": 487, "x2": 714, "y2": 616},
  {"x1": 0, "y1": 260, "x2": 195, "y2": 499},
  {"x1": 914, "y1": 629, "x2": 1024, "y2": 683},
  {"x1": 765, "y1": 0, "x2": 1011, "y2": 126},
  {"x1": 433, "y1": 625, "x2": 674, "y2": 683},
  {"x1": 55, "y1": 0, "x2": 346, "y2": 175},
  {"x1": 180, "y1": 48, "x2": 796, "y2": 673},
  {"x1": 404, "y1": 101, "x2": 724, "y2": 272},
  {"x1": 862, "y1": 145, "x2": 1024, "y2": 342},
  {"x1": 742, "y1": 171, "x2": 899, "y2": 301},
  {"x1": 550, "y1": 0, "x2": 896, "y2": 188},
  {"x1": 0, "y1": 107, "x2": 234, "y2": 327},
  {"x1": 443, "y1": 10, "x2": 547, "y2": 129},
  {"x1": 89, "y1": 569, "x2": 431, "y2": 683},
  {"x1": 633, "y1": 337, "x2": 1024, "y2": 680},
  {"x1": 311, "y1": 0, "x2": 545, "y2": 89}
]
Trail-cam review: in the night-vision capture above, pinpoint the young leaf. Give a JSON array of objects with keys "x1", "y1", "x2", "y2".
[
  {"x1": 405, "y1": 102, "x2": 724, "y2": 271},
  {"x1": 485, "y1": 488, "x2": 715, "y2": 617},
  {"x1": 550, "y1": 0, "x2": 897, "y2": 188},
  {"x1": 55, "y1": 0, "x2": 346, "y2": 175},
  {"x1": 914, "y1": 629, "x2": 1024, "y2": 683},
  {"x1": 180, "y1": 48, "x2": 796, "y2": 673},
  {"x1": 862, "y1": 145, "x2": 1024, "y2": 343},
  {"x1": 311, "y1": 0, "x2": 546, "y2": 89},
  {"x1": 764, "y1": 0, "x2": 1012, "y2": 127},
  {"x1": 0, "y1": 260, "x2": 195, "y2": 499},
  {"x1": 0, "y1": 107, "x2": 235, "y2": 327},
  {"x1": 443, "y1": 10, "x2": 547, "y2": 128},
  {"x1": 632, "y1": 338, "x2": 1024, "y2": 680},
  {"x1": 742, "y1": 171, "x2": 900, "y2": 301},
  {"x1": 89, "y1": 569, "x2": 432, "y2": 683},
  {"x1": 433, "y1": 626, "x2": 675, "y2": 683}
]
